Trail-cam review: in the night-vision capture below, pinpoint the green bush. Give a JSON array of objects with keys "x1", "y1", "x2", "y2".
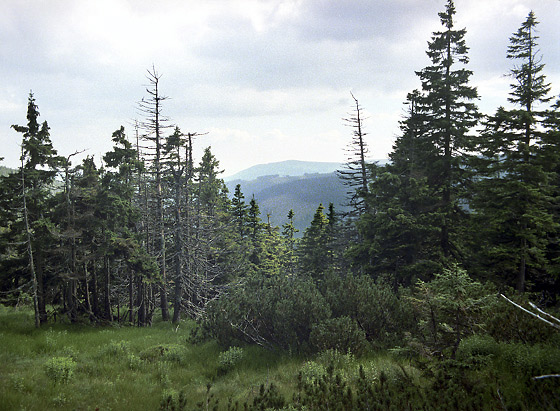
[
  {"x1": 457, "y1": 334, "x2": 499, "y2": 360},
  {"x1": 204, "y1": 273, "x2": 330, "y2": 351},
  {"x1": 299, "y1": 361, "x2": 326, "y2": 384},
  {"x1": 485, "y1": 293, "x2": 557, "y2": 344},
  {"x1": 309, "y1": 316, "x2": 368, "y2": 355},
  {"x1": 98, "y1": 340, "x2": 129, "y2": 358},
  {"x1": 44, "y1": 356, "x2": 77, "y2": 384},
  {"x1": 321, "y1": 272, "x2": 413, "y2": 347},
  {"x1": 218, "y1": 346, "x2": 245, "y2": 373}
]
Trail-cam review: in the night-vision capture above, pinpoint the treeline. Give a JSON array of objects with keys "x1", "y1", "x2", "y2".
[{"x1": 1, "y1": 0, "x2": 559, "y2": 355}]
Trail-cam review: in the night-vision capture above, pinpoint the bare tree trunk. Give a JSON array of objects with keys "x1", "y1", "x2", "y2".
[
  {"x1": 129, "y1": 270, "x2": 134, "y2": 323},
  {"x1": 91, "y1": 262, "x2": 99, "y2": 318},
  {"x1": 21, "y1": 153, "x2": 40, "y2": 328},
  {"x1": 103, "y1": 256, "x2": 113, "y2": 321}
]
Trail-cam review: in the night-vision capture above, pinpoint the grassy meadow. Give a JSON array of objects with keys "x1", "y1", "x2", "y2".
[{"x1": 0, "y1": 305, "x2": 418, "y2": 410}]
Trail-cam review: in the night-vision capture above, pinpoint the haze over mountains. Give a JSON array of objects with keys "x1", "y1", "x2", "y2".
[{"x1": 224, "y1": 160, "x2": 387, "y2": 235}]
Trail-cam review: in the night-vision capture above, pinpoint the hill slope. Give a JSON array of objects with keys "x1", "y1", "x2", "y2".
[
  {"x1": 226, "y1": 172, "x2": 349, "y2": 235},
  {"x1": 224, "y1": 160, "x2": 342, "y2": 182}
]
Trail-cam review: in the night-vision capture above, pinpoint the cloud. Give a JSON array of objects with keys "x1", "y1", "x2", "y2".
[{"x1": 0, "y1": 0, "x2": 559, "y2": 172}]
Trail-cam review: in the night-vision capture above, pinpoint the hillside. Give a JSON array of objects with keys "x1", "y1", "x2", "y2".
[
  {"x1": 226, "y1": 172, "x2": 349, "y2": 235},
  {"x1": 224, "y1": 160, "x2": 342, "y2": 182}
]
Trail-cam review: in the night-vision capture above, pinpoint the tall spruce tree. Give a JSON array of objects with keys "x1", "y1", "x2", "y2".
[
  {"x1": 414, "y1": 0, "x2": 479, "y2": 259},
  {"x1": 10, "y1": 93, "x2": 62, "y2": 325},
  {"x1": 471, "y1": 12, "x2": 555, "y2": 292},
  {"x1": 355, "y1": 91, "x2": 439, "y2": 285}
]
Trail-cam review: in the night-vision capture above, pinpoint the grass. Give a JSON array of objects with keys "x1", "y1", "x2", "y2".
[
  {"x1": 0, "y1": 305, "x2": 425, "y2": 410},
  {"x1": 7, "y1": 304, "x2": 559, "y2": 409}
]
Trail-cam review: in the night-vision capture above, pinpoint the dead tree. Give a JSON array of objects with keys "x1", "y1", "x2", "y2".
[{"x1": 138, "y1": 66, "x2": 172, "y2": 321}]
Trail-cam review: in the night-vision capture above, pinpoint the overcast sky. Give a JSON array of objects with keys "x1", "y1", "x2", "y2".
[{"x1": 1, "y1": 0, "x2": 559, "y2": 176}]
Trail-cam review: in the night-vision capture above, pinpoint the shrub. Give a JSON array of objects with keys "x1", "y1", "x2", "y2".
[
  {"x1": 98, "y1": 340, "x2": 129, "y2": 358},
  {"x1": 204, "y1": 273, "x2": 330, "y2": 351},
  {"x1": 457, "y1": 334, "x2": 499, "y2": 360},
  {"x1": 299, "y1": 361, "x2": 326, "y2": 384},
  {"x1": 160, "y1": 389, "x2": 187, "y2": 410},
  {"x1": 309, "y1": 316, "x2": 368, "y2": 355},
  {"x1": 44, "y1": 356, "x2": 77, "y2": 384},
  {"x1": 485, "y1": 293, "x2": 557, "y2": 344},
  {"x1": 218, "y1": 346, "x2": 245, "y2": 374},
  {"x1": 408, "y1": 265, "x2": 495, "y2": 358},
  {"x1": 321, "y1": 272, "x2": 413, "y2": 347}
]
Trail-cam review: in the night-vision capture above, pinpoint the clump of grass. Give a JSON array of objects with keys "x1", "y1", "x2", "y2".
[
  {"x1": 44, "y1": 356, "x2": 77, "y2": 384},
  {"x1": 139, "y1": 343, "x2": 188, "y2": 363},
  {"x1": 98, "y1": 340, "x2": 130, "y2": 358}
]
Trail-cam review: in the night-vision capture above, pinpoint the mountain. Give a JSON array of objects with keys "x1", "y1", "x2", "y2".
[
  {"x1": 226, "y1": 172, "x2": 349, "y2": 236},
  {"x1": 224, "y1": 160, "x2": 342, "y2": 182}
]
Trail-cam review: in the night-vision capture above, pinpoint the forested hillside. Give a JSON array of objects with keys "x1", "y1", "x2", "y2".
[
  {"x1": 1, "y1": 1, "x2": 560, "y2": 408},
  {"x1": 226, "y1": 172, "x2": 348, "y2": 235}
]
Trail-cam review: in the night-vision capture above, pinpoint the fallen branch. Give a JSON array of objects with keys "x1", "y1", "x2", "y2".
[
  {"x1": 500, "y1": 294, "x2": 560, "y2": 330},
  {"x1": 533, "y1": 374, "x2": 560, "y2": 380}
]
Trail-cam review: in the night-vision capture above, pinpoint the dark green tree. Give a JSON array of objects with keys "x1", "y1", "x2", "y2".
[
  {"x1": 9, "y1": 93, "x2": 62, "y2": 325},
  {"x1": 298, "y1": 204, "x2": 331, "y2": 279},
  {"x1": 281, "y1": 209, "x2": 299, "y2": 275},
  {"x1": 354, "y1": 91, "x2": 439, "y2": 285},
  {"x1": 414, "y1": 0, "x2": 479, "y2": 259},
  {"x1": 471, "y1": 12, "x2": 555, "y2": 292}
]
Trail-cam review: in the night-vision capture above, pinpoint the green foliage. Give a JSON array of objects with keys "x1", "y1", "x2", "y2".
[
  {"x1": 250, "y1": 383, "x2": 285, "y2": 410},
  {"x1": 204, "y1": 273, "x2": 330, "y2": 351},
  {"x1": 139, "y1": 344, "x2": 188, "y2": 364},
  {"x1": 218, "y1": 346, "x2": 245, "y2": 374},
  {"x1": 484, "y1": 294, "x2": 557, "y2": 344},
  {"x1": 309, "y1": 316, "x2": 368, "y2": 355},
  {"x1": 322, "y1": 272, "x2": 413, "y2": 347},
  {"x1": 408, "y1": 265, "x2": 496, "y2": 357},
  {"x1": 160, "y1": 388, "x2": 187, "y2": 410},
  {"x1": 44, "y1": 356, "x2": 77, "y2": 384}
]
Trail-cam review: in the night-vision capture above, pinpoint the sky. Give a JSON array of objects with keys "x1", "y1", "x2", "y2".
[{"x1": 1, "y1": 0, "x2": 559, "y2": 177}]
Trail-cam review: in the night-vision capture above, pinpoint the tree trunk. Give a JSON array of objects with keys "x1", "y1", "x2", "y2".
[
  {"x1": 91, "y1": 262, "x2": 99, "y2": 318},
  {"x1": 103, "y1": 256, "x2": 113, "y2": 321},
  {"x1": 36, "y1": 250, "x2": 48, "y2": 325}
]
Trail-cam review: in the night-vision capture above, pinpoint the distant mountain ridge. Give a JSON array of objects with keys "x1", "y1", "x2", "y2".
[
  {"x1": 224, "y1": 159, "x2": 389, "y2": 235},
  {"x1": 224, "y1": 160, "x2": 343, "y2": 182},
  {"x1": 224, "y1": 161, "x2": 349, "y2": 235}
]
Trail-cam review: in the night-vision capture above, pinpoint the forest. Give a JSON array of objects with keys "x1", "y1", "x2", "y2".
[{"x1": 1, "y1": 1, "x2": 560, "y2": 409}]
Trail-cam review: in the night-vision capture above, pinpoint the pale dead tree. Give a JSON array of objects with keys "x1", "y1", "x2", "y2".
[
  {"x1": 337, "y1": 92, "x2": 371, "y2": 218},
  {"x1": 500, "y1": 294, "x2": 560, "y2": 380},
  {"x1": 20, "y1": 146, "x2": 40, "y2": 328},
  {"x1": 137, "y1": 66, "x2": 172, "y2": 321}
]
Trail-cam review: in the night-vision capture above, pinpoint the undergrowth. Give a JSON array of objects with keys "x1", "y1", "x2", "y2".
[{"x1": 1, "y1": 305, "x2": 559, "y2": 410}]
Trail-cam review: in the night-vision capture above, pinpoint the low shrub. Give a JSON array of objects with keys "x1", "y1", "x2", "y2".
[
  {"x1": 44, "y1": 356, "x2": 77, "y2": 384},
  {"x1": 218, "y1": 346, "x2": 245, "y2": 374},
  {"x1": 310, "y1": 316, "x2": 368, "y2": 355}
]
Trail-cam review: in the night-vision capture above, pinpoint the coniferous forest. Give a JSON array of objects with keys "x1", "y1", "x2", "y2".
[{"x1": 2, "y1": 2, "x2": 560, "y2": 409}]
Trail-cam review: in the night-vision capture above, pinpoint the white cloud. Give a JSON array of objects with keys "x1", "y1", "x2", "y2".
[{"x1": 0, "y1": 0, "x2": 559, "y2": 172}]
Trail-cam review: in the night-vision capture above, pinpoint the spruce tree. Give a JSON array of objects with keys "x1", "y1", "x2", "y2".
[
  {"x1": 414, "y1": 0, "x2": 479, "y2": 259},
  {"x1": 355, "y1": 91, "x2": 438, "y2": 285},
  {"x1": 471, "y1": 12, "x2": 555, "y2": 292},
  {"x1": 10, "y1": 93, "x2": 62, "y2": 325},
  {"x1": 298, "y1": 204, "x2": 330, "y2": 279}
]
